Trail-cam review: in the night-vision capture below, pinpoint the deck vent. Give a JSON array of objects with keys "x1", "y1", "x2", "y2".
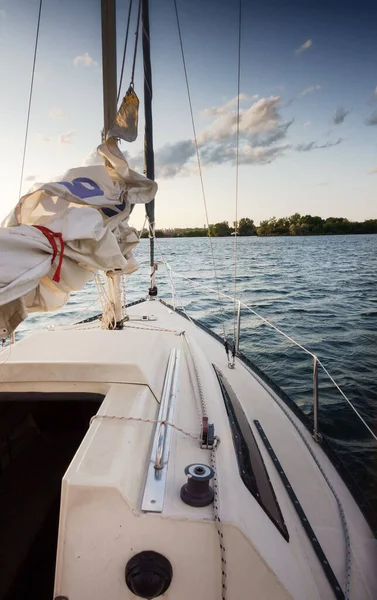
[
  {"x1": 180, "y1": 463, "x2": 215, "y2": 507},
  {"x1": 125, "y1": 551, "x2": 172, "y2": 598}
]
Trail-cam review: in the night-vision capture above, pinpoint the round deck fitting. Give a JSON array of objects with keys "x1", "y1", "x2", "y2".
[{"x1": 125, "y1": 551, "x2": 172, "y2": 598}]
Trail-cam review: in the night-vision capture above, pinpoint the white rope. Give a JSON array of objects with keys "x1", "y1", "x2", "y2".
[
  {"x1": 181, "y1": 333, "x2": 208, "y2": 420},
  {"x1": 211, "y1": 437, "x2": 227, "y2": 600},
  {"x1": 18, "y1": 0, "x2": 43, "y2": 200},
  {"x1": 117, "y1": 0, "x2": 134, "y2": 103},
  {"x1": 123, "y1": 322, "x2": 183, "y2": 335},
  {"x1": 173, "y1": 0, "x2": 227, "y2": 342},
  {"x1": 138, "y1": 216, "x2": 148, "y2": 239},
  {"x1": 62, "y1": 291, "x2": 102, "y2": 328},
  {"x1": 90, "y1": 414, "x2": 199, "y2": 441},
  {"x1": 0, "y1": 341, "x2": 12, "y2": 365},
  {"x1": 180, "y1": 330, "x2": 228, "y2": 599},
  {"x1": 121, "y1": 275, "x2": 127, "y2": 319},
  {"x1": 94, "y1": 274, "x2": 117, "y2": 329}
]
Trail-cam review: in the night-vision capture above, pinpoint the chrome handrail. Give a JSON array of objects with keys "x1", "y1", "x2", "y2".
[
  {"x1": 142, "y1": 347, "x2": 180, "y2": 512},
  {"x1": 155, "y1": 422, "x2": 166, "y2": 470},
  {"x1": 164, "y1": 264, "x2": 377, "y2": 444}
]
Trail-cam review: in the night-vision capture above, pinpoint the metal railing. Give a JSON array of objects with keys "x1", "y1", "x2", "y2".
[
  {"x1": 164, "y1": 264, "x2": 377, "y2": 445},
  {"x1": 142, "y1": 347, "x2": 180, "y2": 513}
]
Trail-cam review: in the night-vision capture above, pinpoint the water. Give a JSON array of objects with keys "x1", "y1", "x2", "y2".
[{"x1": 18, "y1": 234, "x2": 377, "y2": 531}]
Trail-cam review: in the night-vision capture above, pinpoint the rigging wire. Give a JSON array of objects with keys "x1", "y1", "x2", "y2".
[
  {"x1": 117, "y1": 0, "x2": 134, "y2": 103},
  {"x1": 131, "y1": 0, "x2": 142, "y2": 88},
  {"x1": 232, "y1": 0, "x2": 242, "y2": 353},
  {"x1": 18, "y1": 0, "x2": 43, "y2": 201},
  {"x1": 173, "y1": 0, "x2": 227, "y2": 341}
]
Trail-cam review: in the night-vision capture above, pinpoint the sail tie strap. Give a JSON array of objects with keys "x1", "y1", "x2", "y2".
[{"x1": 34, "y1": 225, "x2": 65, "y2": 283}]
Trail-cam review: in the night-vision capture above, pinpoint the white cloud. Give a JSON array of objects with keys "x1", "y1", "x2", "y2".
[
  {"x1": 300, "y1": 84, "x2": 321, "y2": 97},
  {"x1": 83, "y1": 148, "x2": 105, "y2": 166},
  {"x1": 0, "y1": 9, "x2": 6, "y2": 19},
  {"x1": 73, "y1": 52, "x2": 98, "y2": 68},
  {"x1": 295, "y1": 39, "x2": 312, "y2": 55},
  {"x1": 370, "y1": 166, "x2": 377, "y2": 174},
  {"x1": 201, "y1": 143, "x2": 291, "y2": 166},
  {"x1": 203, "y1": 94, "x2": 258, "y2": 117},
  {"x1": 144, "y1": 95, "x2": 294, "y2": 178},
  {"x1": 49, "y1": 106, "x2": 65, "y2": 119},
  {"x1": 374, "y1": 87, "x2": 377, "y2": 97},
  {"x1": 58, "y1": 130, "x2": 75, "y2": 144},
  {"x1": 303, "y1": 121, "x2": 311, "y2": 127},
  {"x1": 199, "y1": 96, "x2": 293, "y2": 146},
  {"x1": 36, "y1": 133, "x2": 51, "y2": 143}
]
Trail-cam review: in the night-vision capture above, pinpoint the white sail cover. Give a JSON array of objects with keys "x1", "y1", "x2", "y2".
[{"x1": 0, "y1": 140, "x2": 157, "y2": 336}]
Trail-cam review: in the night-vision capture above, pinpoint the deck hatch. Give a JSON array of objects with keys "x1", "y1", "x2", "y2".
[{"x1": 213, "y1": 366, "x2": 289, "y2": 541}]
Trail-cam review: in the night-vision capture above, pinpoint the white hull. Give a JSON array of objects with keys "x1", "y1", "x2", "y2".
[{"x1": 0, "y1": 299, "x2": 376, "y2": 600}]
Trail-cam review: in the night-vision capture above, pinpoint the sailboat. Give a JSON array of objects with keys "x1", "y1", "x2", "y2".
[{"x1": 0, "y1": 1, "x2": 376, "y2": 599}]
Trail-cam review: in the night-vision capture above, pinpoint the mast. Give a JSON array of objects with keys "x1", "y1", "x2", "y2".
[
  {"x1": 141, "y1": 0, "x2": 157, "y2": 298},
  {"x1": 101, "y1": 0, "x2": 117, "y2": 137},
  {"x1": 101, "y1": 0, "x2": 123, "y2": 326}
]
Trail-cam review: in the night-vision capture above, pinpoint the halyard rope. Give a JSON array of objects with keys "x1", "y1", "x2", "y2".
[
  {"x1": 173, "y1": 0, "x2": 228, "y2": 342},
  {"x1": 117, "y1": 0, "x2": 134, "y2": 103},
  {"x1": 18, "y1": 0, "x2": 43, "y2": 200},
  {"x1": 180, "y1": 332, "x2": 228, "y2": 599}
]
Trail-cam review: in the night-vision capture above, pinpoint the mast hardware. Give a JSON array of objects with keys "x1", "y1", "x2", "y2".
[{"x1": 200, "y1": 416, "x2": 215, "y2": 449}]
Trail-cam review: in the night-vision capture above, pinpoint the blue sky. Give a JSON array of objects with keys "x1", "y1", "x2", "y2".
[{"x1": 0, "y1": 0, "x2": 376, "y2": 229}]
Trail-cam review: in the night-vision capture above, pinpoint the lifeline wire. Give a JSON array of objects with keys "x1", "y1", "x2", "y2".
[{"x1": 166, "y1": 265, "x2": 377, "y2": 443}]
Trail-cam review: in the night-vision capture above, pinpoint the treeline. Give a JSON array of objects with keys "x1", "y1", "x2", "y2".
[
  {"x1": 258, "y1": 214, "x2": 377, "y2": 236},
  {"x1": 140, "y1": 215, "x2": 377, "y2": 238}
]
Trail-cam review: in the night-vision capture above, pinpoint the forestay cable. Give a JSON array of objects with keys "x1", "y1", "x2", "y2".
[
  {"x1": 173, "y1": 0, "x2": 227, "y2": 341},
  {"x1": 232, "y1": 0, "x2": 242, "y2": 356},
  {"x1": 18, "y1": 0, "x2": 43, "y2": 200}
]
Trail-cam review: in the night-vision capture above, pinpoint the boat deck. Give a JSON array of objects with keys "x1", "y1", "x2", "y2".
[{"x1": 0, "y1": 299, "x2": 375, "y2": 600}]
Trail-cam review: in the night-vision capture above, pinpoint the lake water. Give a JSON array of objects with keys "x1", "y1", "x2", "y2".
[{"x1": 19, "y1": 234, "x2": 377, "y2": 530}]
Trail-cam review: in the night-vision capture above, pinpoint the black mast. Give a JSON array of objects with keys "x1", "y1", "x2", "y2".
[{"x1": 141, "y1": 0, "x2": 157, "y2": 297}]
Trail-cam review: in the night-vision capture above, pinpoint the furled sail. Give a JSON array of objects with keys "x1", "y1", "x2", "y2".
[{"x1": 0, "y1": 142, "x2": 157, "y2": 336}]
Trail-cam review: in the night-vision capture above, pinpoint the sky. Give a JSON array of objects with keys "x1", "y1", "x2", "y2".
[{"x1": 0, "y1": 0, "x2": 376, "y2": 229}]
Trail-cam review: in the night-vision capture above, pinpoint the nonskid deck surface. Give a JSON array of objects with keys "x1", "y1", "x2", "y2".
[{"x1": 0, "y1": 299, "x2": 375, "y2": 600}]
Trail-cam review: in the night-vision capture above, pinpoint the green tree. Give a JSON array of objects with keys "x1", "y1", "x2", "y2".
[
  {"x1": 236, "y1": 217, "x2": 257, "y2": 236},
  {"x1": 210, "y1": 221, "x2": 232, "y2": 236},
  {"x1": 257, "y1": 217, "x2": 277, "y2": 236}
]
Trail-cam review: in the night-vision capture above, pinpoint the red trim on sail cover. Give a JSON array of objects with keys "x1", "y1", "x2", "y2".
[{"x1": 34, "y1": 225, "x2": 65, "y2": 282}]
